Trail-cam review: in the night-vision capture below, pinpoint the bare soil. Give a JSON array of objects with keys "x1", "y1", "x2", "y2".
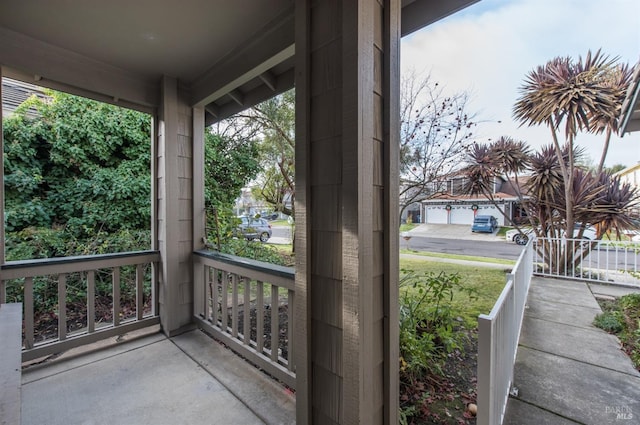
[{"x1": 400, "y1": 329, "x2": 478, "y2": 425}]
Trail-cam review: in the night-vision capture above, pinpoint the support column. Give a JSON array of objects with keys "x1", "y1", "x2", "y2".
[
  {"x1": 0, "y1": 66, "x2": 4, "y2": 268},
  {"x1": 156, "y1": 76, "x2": 196, "y2": 335},
  {"x1": 295, "y1": 1, "x2": 400, "y2": 423}
]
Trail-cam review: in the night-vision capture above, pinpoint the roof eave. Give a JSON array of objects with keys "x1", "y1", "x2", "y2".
[{"x1": 620, "y1": 60, "x2": 640, "y2": 135}]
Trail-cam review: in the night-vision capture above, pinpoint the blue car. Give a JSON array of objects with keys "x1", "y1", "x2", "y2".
[{"x1": 471, "y1": 215, "x2": 498, "y2": 233}]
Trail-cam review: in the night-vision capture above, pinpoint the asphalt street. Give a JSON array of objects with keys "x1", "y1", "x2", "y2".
[
  {"x1": 402, "y1": 236, "x2": 522, "y2": 260},
  {"x1": 270, "y1": 223, "x2": 521, "y2": 261}
]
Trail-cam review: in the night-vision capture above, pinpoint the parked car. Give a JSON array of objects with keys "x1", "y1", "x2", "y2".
[
  {"x1": 235, "y1": 216, "x2": 272, "y2": 242},
  {"x1": 505, "y1": 227, "x2": 535, "y2": 245},
  {"x1": 259, "y1": 211, "x2": 279, "y2": 220},
  {"x1": 471, "y1": 215, "x2": 498, "y2": 233},
  {"x1": 505, "y1": 223, "x2": 597, "y2": 246}
]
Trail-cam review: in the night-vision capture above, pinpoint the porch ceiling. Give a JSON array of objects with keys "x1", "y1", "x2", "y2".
[{"x1": 0, "y1": 0, "x2": 478, "y2": 122}]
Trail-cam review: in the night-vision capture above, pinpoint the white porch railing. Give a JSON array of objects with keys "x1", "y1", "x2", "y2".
[
  {"x1": 0, "y1": 250, "x2": 160, "y2": 362},
  {"x1": 192, "y1": 250, "x2": 295, "y2": 389},
  {"x1": 477, "y1": 241, "x2": 533, "y2": 425},
  {"x1": 533, "y1": 238, "x2": 640, "y2": 287}
]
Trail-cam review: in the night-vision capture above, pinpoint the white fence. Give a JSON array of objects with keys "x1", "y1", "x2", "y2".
[
  {"x1": 533, "y1": 238, "x2": 640, "y2": 287},
  {"x1": 477, "y1": 241, "x2": 533, "y2": 425}
]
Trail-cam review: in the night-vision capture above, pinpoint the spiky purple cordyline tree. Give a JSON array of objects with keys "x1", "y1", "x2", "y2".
[{"x1": 465, "y1": 50, "x2": 636, "y2": 273}]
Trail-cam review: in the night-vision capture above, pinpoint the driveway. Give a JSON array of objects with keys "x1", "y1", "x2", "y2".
[{"x1": 405, "y1": 224, "x2": 504, "y2": 242}]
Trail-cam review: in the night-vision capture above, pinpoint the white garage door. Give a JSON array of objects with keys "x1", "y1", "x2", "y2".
[
  {"x1": 450, "y1": 206, "x2": 475, "y2": 225},
  {"x1": 425, "y1": 207, "x2": 448, "y2": 224},
  {"x1": 476, "y1": 205, "x2": 504, "y2": 225}
]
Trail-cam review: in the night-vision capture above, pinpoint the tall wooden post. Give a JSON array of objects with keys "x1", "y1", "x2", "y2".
[
  {"x1": 295, "y1": 1, "x2": 400, "y2": 423},
  {"x1": 0, "y1": 66, "x2": 4, "y2": 268},
  {"x1": 156, "y1": 76, "x2": 198, "y2": 335}
]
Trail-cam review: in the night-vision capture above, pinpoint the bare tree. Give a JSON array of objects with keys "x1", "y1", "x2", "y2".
[
  {"x1": 221, "y1": 90, "x2": 295, "y2": 217},
  {"x1": 399, "y1": 71, "x2": 479, "y2": 218}
]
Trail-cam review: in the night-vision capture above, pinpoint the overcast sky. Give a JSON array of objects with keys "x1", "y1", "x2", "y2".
[{"x1": 401, "y1": 0, "x2": 640, "y2": 168}]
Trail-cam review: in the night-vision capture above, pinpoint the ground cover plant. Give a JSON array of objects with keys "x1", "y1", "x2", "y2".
[
  {"x1": 594, "y1": 293, "x2": 640, "y2": 370},
  {"x1": 399, "y1": 259, "x2": 507, "y2": 424}
]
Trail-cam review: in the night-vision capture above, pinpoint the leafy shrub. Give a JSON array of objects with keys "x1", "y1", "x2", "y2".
[
  {"x1": 595, "y1": 293, "x2": 640, "y2": 371},
  {"x1": 593, "y1": 311, "x2": 624, "y2": 333},
  {"x1": 399, "y1": 269, "x2": 477, "y2": 377}
]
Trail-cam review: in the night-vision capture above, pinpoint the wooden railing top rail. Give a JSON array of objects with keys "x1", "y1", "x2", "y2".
[
  {"x1": 193, "y1": 250, "x2": 294, "y2": 290},
  {"x1": 1, "y1": 250, "x2": 161, "y2": 280}
]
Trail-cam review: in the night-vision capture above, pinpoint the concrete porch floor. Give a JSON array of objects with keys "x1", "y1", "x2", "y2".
[{"x1": 21, "y1": 328, "x2": 296, "y2": 425}]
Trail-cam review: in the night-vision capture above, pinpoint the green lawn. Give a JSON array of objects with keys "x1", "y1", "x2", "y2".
[
  {"x1": 265, "y1": 245, "x2": 508, "y2": 328},
  {"x1": 400, "y1": 249, "x2": 515, "y2": 265},
  {"x1": 400, "y1": 257, "x2": 508, "y2": 328},
  {"x1": 400, "y1": 223, "x2": 418, "y2": 233}
]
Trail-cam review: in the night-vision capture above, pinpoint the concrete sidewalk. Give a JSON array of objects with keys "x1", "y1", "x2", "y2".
[{"x1": 503, "y1": 277, "x2": 640, "y2": 424}]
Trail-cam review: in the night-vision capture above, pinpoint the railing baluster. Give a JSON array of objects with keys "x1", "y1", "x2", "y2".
[
  {"x1": 256, "y1": 281, "x2": 264, "y2": 354},
  {"x1": 221, "y1": 271, "x2": 229, "y2": 332},
  {"x1": 87, "y1": 271, "x2": 95, "y2": 333},
  {"x1": 24, "y1": 277, "x2": 34, "y2": 349},
  {"x1": 136, "y1": 264, "x2": 144, "y2": 320},
  {"x1": 113, "y1": 268, "x2": 121, "y2": 326},
  {"x1": 4, "y1": 251, "x2": 159, "y2": 362},
  {"x1": 287, "y1": 289, "x2": 294, "y2": 371},
  {"x1": 204, "y1": 266, "x2": 211, "y2": 321},
  {"x1": 58, "y1": 274, "x2": 67, "y2": 341},
  {"x1": 270, "y1": 284, "x2": 279, "y2": 362},
  {"x1": 212, "y1": 268, "x2": 219, "y2": 326},
  {"x1": 191, "y1": 251, "x2": 296, "y2": 389},
  {"x1": 151, "y1": 261, "x2": 159, "y2": 317},
  {"x1": 243, "y1": 278, "x2": 250, "y2": 345},
  {"x1": 231, "y1": 273, "x2": 239, "y2": 338}
]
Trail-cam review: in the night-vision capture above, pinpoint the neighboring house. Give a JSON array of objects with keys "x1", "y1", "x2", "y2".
[
  {"x1": 234, "y1": 187, "x2": 290, "y2": 218},
  {"x1": 420, "y1": 175, "x2": 529, "y2": 226},
  {"x1": 1, "y1": 78, "x2": 48, "y2": 118},
  {"x1": 400, "y1": 174, "x2": 482, "y2": 224},
  {"x1": 614, "y1": 163, "x2": 640, "y2": 219},
  {"x1": 615, "y1": 162, "x2": 640, "y2": 188}
]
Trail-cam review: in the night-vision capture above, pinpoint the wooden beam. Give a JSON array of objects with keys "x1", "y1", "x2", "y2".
[
  {"x1": 0, "y1": 27, "x2": 159, "y2": 110},
  {"x1": 205, "y1": 105, "x2": 219, "y2": 119},
  {"x1": 204, "y1": 68, "x2": 294, "y2": 126},
  {"x1": 227, "y1": 89, "x2": 245, "y2": 106},
  {"x1": 190, "y1": 7, "x2": 294, "y2": 107},
  {"x1": 400, "y1": 0, "x2": 480, "y2": 36},
  {"x1": 259, "y1": 71, "x2": 278, "y2": 91}
]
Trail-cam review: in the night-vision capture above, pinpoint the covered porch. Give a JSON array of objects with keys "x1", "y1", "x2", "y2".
[
  {"x1": 0, "y1": 1, "x2": 480, "y2": 424},
  {"x1": 20, "y1": 327, "x2": 296, "y2": 425}
]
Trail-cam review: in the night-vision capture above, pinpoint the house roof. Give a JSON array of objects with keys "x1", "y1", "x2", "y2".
[
  {"x1": 0, "y1": 1, "x2": 479, "y2": 123},
  {"x1": 614, "y1": 162, "x2": 640, "y2": 175},
  {"x1": 621, "y1": 60, "x2": 640, "y2": 134},
  {"x1": 422, "y1": 192, "x2": 520, "y2": 203},
  {"x1": 1, "y1": 78, "x2": 48, "y2": 118}
]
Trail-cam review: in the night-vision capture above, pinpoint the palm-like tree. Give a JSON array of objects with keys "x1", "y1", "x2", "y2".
[{"x1": 513, "y1": 50, "x2": 633, "y2": 272}]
